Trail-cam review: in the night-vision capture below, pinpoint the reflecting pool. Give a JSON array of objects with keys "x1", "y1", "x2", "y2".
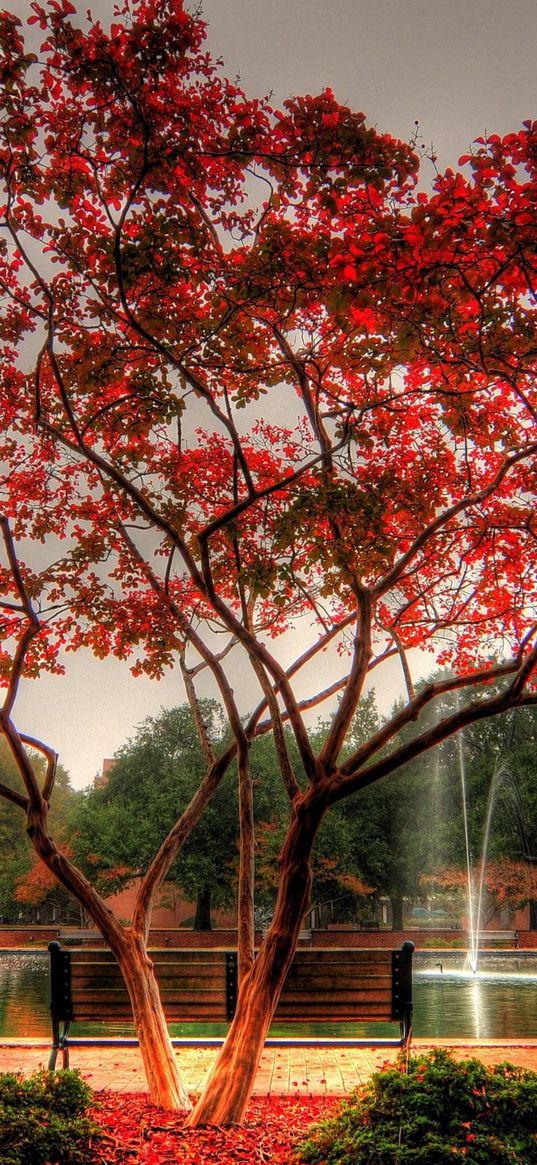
[
  {"x1": 414, "y1": 965, "x2": 537, "y2": 1040},
  {"x1": 0, "y1": 952, "x2": 50, "y2": 1037}
]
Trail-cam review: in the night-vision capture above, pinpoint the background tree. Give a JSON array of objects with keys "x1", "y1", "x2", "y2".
[
  {"x1": 354, "y1": 684, "x2": 471, "y2": 928},
  {"x1": 424, "y1": 702, "x2": 537, "y2": 929},
  {"x1": 429, "y1": 859, "x2": 537, "y2": 926},
  {"x1": 72, "y1": 702, "x2": 291, "y2": 930},
  {"x1": 0, "y1": 739, "x2": 76, "y2": 923},
  {"x1": 256, "y1": 799, "x2": 376, "y2": 928},
  {"x1": 1, "y1": 0, "x2": 537, "y2": 1125},
  {"x1": 356, "y1": 772, "x2": 434, "y2": 930},
  {"x1": 73, "y1": 703, "x2": 235, "y2": 930},
  {"x1": 255, "y1": 695, "x2": 380, "y2": 926}
]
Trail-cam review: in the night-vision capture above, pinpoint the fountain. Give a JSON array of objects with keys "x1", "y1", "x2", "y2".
[
  {"x1": 460, "y1": 754, "x2": 511, "y2": 974},
  {"x1": 459, "y1": 753, "x2": 537, "y2": 972},
  {"x1": 457, "y1": 730, "x2": 478, "y2": 972},
  {"x1": 415, "y1": 736, "x2": 537, "y2": 1040}
]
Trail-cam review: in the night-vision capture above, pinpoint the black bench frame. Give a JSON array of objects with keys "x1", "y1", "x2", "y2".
[{"x1": 48, "y1": 940, "x2": 414, "y2": 1070}]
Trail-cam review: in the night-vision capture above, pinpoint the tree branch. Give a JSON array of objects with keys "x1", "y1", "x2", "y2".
[
  {"x1": 333, "y1": 645, "x2": 537, "y2": 801},
  {"x1": 374, "y1": 443, "x2": 537, "y2": 600},
  {"x1": 320, "y1": 594, "x2": 372, "y2": 768}
]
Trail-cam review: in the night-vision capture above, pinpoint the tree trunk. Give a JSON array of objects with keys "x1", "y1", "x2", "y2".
[
  {"x1": 118, "y1": 931, "x2": 192, "y2": 1111},
  {"x1": 193, "y1": 886, "x2": 213, "y2": 931},
  {"x1": 237, "y1": 744, "x2": 254, "y2": 982},
  {"x1": 186, "y1": 789, "x2": 325, "y2": 1126},
  {"x1": 391, "y1": 891, "x2": 404, "y2": 931},
  {"x1": 27, "y1": 817, "x2": 192, "y2": 1111}
]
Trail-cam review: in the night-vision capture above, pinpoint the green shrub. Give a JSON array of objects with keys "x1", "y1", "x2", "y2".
[
  {"x1": 0, "y1": 1069, "x2": 99, "y2": 1165},
  {"x1": 421, "y1": 937, "x2": 466, "y2": 948},
  {"x1": 295, "y1": 1048, "x2": 537, "y2": 1164}
]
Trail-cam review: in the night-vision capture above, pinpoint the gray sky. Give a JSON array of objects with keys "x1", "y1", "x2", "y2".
[
  {"x1": 12, "y1": 0, "x2": 537, "y2": 789},
  {"x1": 200, "y1": 0, "x2": 537, "y2": 173}
]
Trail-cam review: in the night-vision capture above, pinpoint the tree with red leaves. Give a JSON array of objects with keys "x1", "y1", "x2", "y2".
[
  {"x1": 429, "y1": 859, "x2": 537, "y2": 926},
  {"x1": 1, "y1": 0, "x2": 537, "y2": 1126}
]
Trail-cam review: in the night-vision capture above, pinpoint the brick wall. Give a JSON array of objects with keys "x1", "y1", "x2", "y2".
[
  {"x1": 146, "y1": 928, "x2": 461, "y2": 949},
  {"x1": 2, "y1": 924, "x2": 533, "y2": 950},
  {"x1": 0, "y1": 926, "x2": 58, "y2": 948},
  {"x1": 0, "y1": 926, "x2": 258, "y2": 950},
  {"x1": 518, "y1": 930, "x2": 537, "y2": 948},
  {"x1": 103, "y1": 881, "x2": 237, "y2": 930},
  {"x1": 147, "y1": 929, "x2": 263, "y2": 948}
]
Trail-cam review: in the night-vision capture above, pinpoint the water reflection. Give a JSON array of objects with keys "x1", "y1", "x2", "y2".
[
  {"x1": 0, "y1": 952, "x2": 50, "y2": 1037},
  {"x1": 415, "y1": 967, "x2": 537, "y2": 1039}
]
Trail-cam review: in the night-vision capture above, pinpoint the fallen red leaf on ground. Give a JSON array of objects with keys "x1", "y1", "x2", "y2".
[{"x1": 88, "y1": 1092, "x2": 341, "y2": 1165}]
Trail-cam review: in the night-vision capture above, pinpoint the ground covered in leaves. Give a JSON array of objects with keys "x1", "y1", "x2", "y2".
[{"x1": 88, "y1": 1092, "x2": 341, "y2": 1165}]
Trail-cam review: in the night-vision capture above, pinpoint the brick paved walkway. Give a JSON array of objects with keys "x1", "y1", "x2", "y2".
[{"x1": 2, "y1": 1039, "x2": 537, "y2": 1097}]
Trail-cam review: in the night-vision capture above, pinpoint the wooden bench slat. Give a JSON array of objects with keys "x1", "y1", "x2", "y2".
[
  {"x1": 73, "y1": 991, "x2": 392, "y2": 1009},
  {"x1": 71, "y1": 968, "x2": 228, "y2": 985},
  {"x1": 276, "y1": 997, "x2": 393, "y2": 1009},
  {"x1": 68, "y1": 949, "x2": 231, "y2": 963},
  {"x1": 70, "y1": 981, "x2": 227, "y2": 994},
  {"x1": 70, "y1": 966, "x2": 228, "y2": 978},
  {"x1": 71, "y1": 985, "x2": 229, "y2": 997},
  {"x1": 73, "y1": 1007, "x2": 228, "y2": 1017},
  {"x1": 282, "y1": 971, "x2": 393, "y2": 985},
  {"x1": 71, "y1": 976, "x2": 395, "y2": 993},
  {"x1": 293, "y1": 965, "x2": 392, "y2": 972},
  {"x1": 279, "y1": 987, "x2": 392, "y2": 1000},
  {"x1": 275, "y1": 1008, "x2": 393, "y2": 1020}
]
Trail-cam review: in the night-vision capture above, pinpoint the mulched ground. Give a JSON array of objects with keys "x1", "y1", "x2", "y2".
[{"x1": 88, "y1": 1092, "x2": 342, "y2": 1165}]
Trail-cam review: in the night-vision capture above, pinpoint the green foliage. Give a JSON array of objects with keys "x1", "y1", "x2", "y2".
[
  {"x1": 295, "y1": 1049, "x2": 537, "y2": 1164},
  {"x1": 69, "y1": 686, "x2": 537, "y2": 931},
  {"x1": 253, "y1": 696, "x2": 384, "y2": 922},
  {"x1": 0, "y1": 1069, "x2": 99, "y2": 1165},
  {"x1": 414, "y1": 685, "x2": 537, "y2": 924},
  {"x1": 71, "y1": 702, "x2": 236, "y2": 906},
  {"x1": 359, "y1": 678, "x2": 537, "y2": 927},
  {"x1": 71, "y1": 702, "x2": 291, "y2": 915},
  {"x1": 463, "y1": 704, "x2": 537, "y2": 868},
  {"x1": 421, "y1": 937, "x2": 466, "y2": 948},
  {"x1": 0, "y1": 739, "x2": 78, "y2": 921}
]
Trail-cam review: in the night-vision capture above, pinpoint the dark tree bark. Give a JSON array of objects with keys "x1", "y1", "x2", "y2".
[
  {"x1": 193, "y1": 886, "x2": 213, "y2": 931},
  {"x1": 186, "y1": 787, "x2": 327, "y2": 1127},
  {"x1": 391, "y1": 892, "x2": 404, "y2": 931}
]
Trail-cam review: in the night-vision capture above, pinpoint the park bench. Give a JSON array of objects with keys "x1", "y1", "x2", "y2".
[
  {"x1": 57, "y1": 929, "x2": 104, "y2": 946},
  {"x1": 48, "y1": 941, "x2": 414, "y2": 1070},
  {"x1": 476, "y1": 930, "x2": 519, "y2": 946}
]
